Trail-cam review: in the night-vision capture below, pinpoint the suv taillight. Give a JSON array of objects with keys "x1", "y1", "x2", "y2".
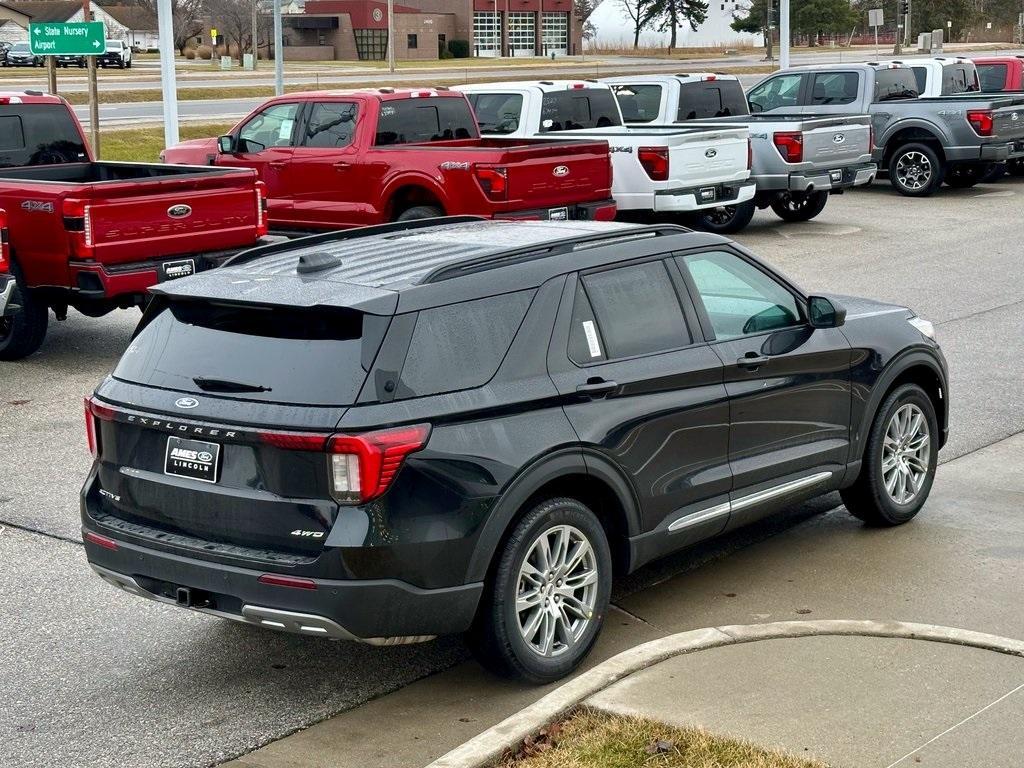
[
  {"x1": 328, "y1": 424, "x2": 431, "y2": 505},
  {"x1": 0, "y1": 208, "x2": 8, "y2": 273},
  {"x1": 63, "y1": 198, "x2": 94, "y2": 257},
  {"x1": 255, "y1": 181, "x2": 268, "y2": 237},
  {"x1": 475, "y1": 165, "x2": 508, "y2": 201},
  {"x1": 638, "y1": 146, "x2": 669, "y2": 181},
  {"x1": 84, "y1": 396, "x2": 116, "y2": 457},
  {"x1": 967, "y1": 109, "x2": 994, "y2": 136},
  {"x1": 773, "y1": 131, "x2": 803, "y2": 163}
]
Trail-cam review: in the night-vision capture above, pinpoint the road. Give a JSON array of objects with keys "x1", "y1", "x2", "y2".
[{"x1": 2, "y1": 177, "x2": 1024, "y2": 767}]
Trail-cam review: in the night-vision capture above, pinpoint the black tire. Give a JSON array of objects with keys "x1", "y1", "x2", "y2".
[
  {"x1": 840, "y1": 383, "x2": 939, "y2": 527},
  {"x1": 0, "y1": 271, "x2": 49, "y2": 361},
  {"x1": 1005, "y1": 158, "x2": 1024, "y2": 177},
  {"x1": 395, "y1": 205, "x2": 443, "y2": 222},
  {"x1": 467, "y1": 497, "x2": 612, "y2": 684},
  {"x1": 980, "y1": 163, "x2": 1006, "y2": 184},
  {"x1": 692, "y1": 199, "x2": 756, "y2": 234},
  {"x1": 888, "y1": 143, "x2": 944, "y2": 197},
  {"x1": 769, "y1": 190, "x2": 829, "y2": 222},
  {"x1": 944, "y1": 163, "x2": 993, "y2": 189}
]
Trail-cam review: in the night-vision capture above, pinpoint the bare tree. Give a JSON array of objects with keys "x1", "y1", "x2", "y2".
[
  {"x1": 141, "y1": 0, "x2": 204, "y2": 55},
  {"x1": 205, "y1": 0, "x2": 258, "y2": 61},
  {"x1": 619, "y1": 0, "x2": 659, "y2": 47}
]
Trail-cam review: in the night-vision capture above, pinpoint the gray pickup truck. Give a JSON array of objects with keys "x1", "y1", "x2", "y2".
[
  {"x1": 604, "y1": 73, "x2": 876, "y2": 232},
  {"x1": 746, "y1": 62, "x2": 1024, "y2": 196}
]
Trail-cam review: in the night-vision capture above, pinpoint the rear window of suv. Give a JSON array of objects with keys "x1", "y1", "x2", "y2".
[{"x1": 114, "y1": 301, "x2": 384, "y2": 406}]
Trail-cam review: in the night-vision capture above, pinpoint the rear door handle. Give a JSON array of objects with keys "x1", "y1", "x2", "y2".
[
  {"x1": 737, "y1": 354, "x2": 770, "y2": 369},
  {"x1": 333, "y1": 161, "x2": 351, "y2": 170},
  {"x1": 268, "y1": 161, "x2": 287, "y2": 170},
  {"x1": 576, "y1": 379, "x2": 617, "y2": 397}
]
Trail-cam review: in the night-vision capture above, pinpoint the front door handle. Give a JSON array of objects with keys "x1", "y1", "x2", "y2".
[
  {"x1": 576, "y1": 379, "x2": 618, "y2": 397},
  {"x1": 333, "y1": 161, "x2": 351, "y2": 170},
  {"x1": 268, "y1": 161, "x2": 287, "y2": 170},
  {"x1": 737, "y1": 353, "x2": 770, "y2": 370}
]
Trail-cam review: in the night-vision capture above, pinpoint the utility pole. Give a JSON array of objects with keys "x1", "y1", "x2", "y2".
[
  {"x1": 386, "y1": 0, "x2": 395, "y2": 73},
  {"x1": 82, "y1": 0, "x2": 99, "y2": 156},
  {"x1": 251, "y1": 0, "x2": 258, "y2": 69},
  {"x1": 157, "y1": 0, "x2": 178, "y2": 146},
  {"x1": 779, "y1": 0, "x2": 790, "y2": 68},
  {"x1": 273, "y1": 0, "x2": 283, "y2": 95},
  {"x1": 46, "y1": 55, "x2": 56, "y2": 95}
]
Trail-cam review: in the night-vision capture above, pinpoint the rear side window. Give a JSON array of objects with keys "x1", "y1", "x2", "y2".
[
  {"x1": 0, "y1": 104, "x2": 88, "y2": 166},
  {"x1": 375, "y1": 97, "x2": 477, "y2": 145},
  {"x1": 578, "y1": 261, "x2": 691, "y2": 360},
  {"x1": 539, "y1": 88, "x2": 622, "y2": 132},
  {"x1": 977, "y1": 63, "x2": 1008, "y2": 92},
  {"x1": 678, "y1": 81, "x2": 748, "y2": 120},
  {"x1": 302, "y1": 101, "x2": 358, "y2": 148},
  {"x1": 398, "y1": 291, "x2": 534, "y2": 397},
  {"x1": 873, "y1": 69, "x2": 919, "y2": 101},
  {"x1": 114, "y1": 301, "x2": 379, "y2": 406},
  {"x1": 466, "y1": 92, "x2": 524, "y2": 134},
  {"x1": 611, "y1": 84, "x2": 662, "y2": 123},
  {"x1": 810, "y1": 72, "x2": 859, "y2": 105}
]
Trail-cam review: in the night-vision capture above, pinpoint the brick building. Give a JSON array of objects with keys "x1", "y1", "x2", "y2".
[{"x1": 281, "y1": 0, "x2": 579, "y2": 62}]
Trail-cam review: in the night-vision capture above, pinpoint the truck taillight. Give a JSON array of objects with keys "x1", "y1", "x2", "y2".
[
  {"x1": 0, "y1": 208, "x2": 7, "y2": 273},
  {"x1": 773, "y1": 131, "x2": 803, "y2": 163},
  {"x1": 475, "y1": 165, "x2": 508, "y2": 200},
  {"x1": 869, "y1": 125, "x2": 874, "y2": 152},
  {"x1": 63, "y1": 198, "x2": 94, "y2": 257},
  {"x1": 255, "y1": 181, "x2": 268, "y2": 237},
  {"x1": 327, "y1": 424, "x2": 431, "y2": 505},
  {"x1": 638, "y1": 146, "x2": 669, "y2": 181},
  {"x1": 747, "y1": 138, "x2": 753, "y2": 170},
  {"x1": 967, "y1": 109, "x2": 994, "y2": 136}
]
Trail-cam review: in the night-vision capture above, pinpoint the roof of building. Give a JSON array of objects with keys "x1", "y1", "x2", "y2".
[
  {"x1": 4, "y1": 1, "x2": 79, "y2": 22},
  {"x1": 102, "y1": 4, "x2": 157, "y2": 30}
]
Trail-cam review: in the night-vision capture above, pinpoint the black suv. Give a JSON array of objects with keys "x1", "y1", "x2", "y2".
[{"x1": 82, "y1": 219, "x2": 948, "y2": 683}]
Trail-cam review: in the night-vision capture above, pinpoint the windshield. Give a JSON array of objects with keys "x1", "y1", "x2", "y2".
[
  {"x1": 10, "y1": 43, "x2": 29, "y2": 53},
  {"x1": 114, "y1": 300, "x2": 382, "y2": 406}
]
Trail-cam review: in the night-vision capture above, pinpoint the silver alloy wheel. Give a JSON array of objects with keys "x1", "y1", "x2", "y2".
[
  {"x1": 515, "y1": 524, "x2": 598, "y2": 658},
  {"x1": 882, "y1": 403, "x2": 931, "y2": 505},
  {"x1": 895, "y1": 151, "x2": 932, "y2": 191}
]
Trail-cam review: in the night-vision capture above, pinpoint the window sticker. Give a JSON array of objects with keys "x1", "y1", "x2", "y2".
[
  {"x1": 582, "y1": 320, "x2": 602, "y2": 358},
  {"x1": 278, "y1": 119, "x2": 294, "y2": 140}
]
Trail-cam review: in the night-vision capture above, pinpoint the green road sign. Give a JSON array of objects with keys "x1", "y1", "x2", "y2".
[{"x1": 29, "y1": 22, "x2": 105, "y2": 56}]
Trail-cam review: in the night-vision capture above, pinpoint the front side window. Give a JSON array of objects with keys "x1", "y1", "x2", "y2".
[
  {"x1": 466, "y1": 92, "x2": 524, "y2": 135},
  {"x1": 539, "y1": 88, "x2": 622, "y2": 132},
  {"x1": 810, "y1": 72, "x2": 859, "y2": 105},
  {"x1": 747, "y1": 73, "x2": 804, "y2": 113},
  {"x1": 577, "y1": 261, "x2": 691, "y2": 360},
  {"x1": 680, "y1": 251, "x2": 802, "y2": 339},
  {"x1": 375, "y1": 97, "x2": 476, "y2": 145},
  {"x1": 611, "y1": 84, "x2": 662, "y2": 123},
  {"x1": 238, "y1": 102, "x2": 299, "y2": 152},
  {"x1": 302, "y1": 101, "x2": 358, "y2": 148}
]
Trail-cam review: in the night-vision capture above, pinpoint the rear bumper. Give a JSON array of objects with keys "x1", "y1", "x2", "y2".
[
  {"x1": 755, "y1": 162, "x2": 878, "y2": 193},
  {"x1": 82, "y1": 528, "x2": 484, "y2": 643},
  {"x1": 494, "y1": 198, "x2": 617, "y2": 222},
  {"x1": 0, "y1": 273, "x2": 15, "y2": 316},
  {"x1": 979, "y1": 140, "x2": 1024, "y2": 162},
  {"x1": 653, "y1": 180, "x2": 756, "y2": 212}
]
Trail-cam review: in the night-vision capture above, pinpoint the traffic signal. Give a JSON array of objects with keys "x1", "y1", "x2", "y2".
[{"x1": 900, "y1": 1, "x2": 909, "y2": 15}]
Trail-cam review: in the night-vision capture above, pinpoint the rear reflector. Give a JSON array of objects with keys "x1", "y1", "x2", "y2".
[
  {"x1": 84, "y1": 531, "x2": 119, "y2": 551},
  {"x1": 258, "y1": 574, "x2": 317, "y2": 590},
  {"x1": 259, "y1": 431, "x2": 329, "y2": 451},
  {"x1": 328, "y1": 424, "x2": 431, "y2": 505}
]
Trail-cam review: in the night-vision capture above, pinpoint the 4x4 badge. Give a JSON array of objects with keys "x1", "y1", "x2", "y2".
[{"x1": 175, "y1": 397, "x2": 199, "y2": 409}]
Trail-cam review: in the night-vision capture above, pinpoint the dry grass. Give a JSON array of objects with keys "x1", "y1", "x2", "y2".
[
  {"x1": 499, "y1": 709, "x2": 829, "y2": 768},
  {"x1": 98, "y1": 122, "x2": 233, "y2": 163}
]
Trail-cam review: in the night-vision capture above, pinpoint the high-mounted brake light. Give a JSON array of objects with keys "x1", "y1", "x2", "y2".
[
  {"x1": 63, "y1": 198, "x2": 94, "y2": 257},
  {"x1": 773, "y1": 131, "x2": 803, "y2": 163},
  {"x1": 569, "y1": 83, "x2": 586, "y2": 89},
  {"x1": 475, "y1": 165, "x2": 508, "y2": 200},
  {"x1": 704, "y1": 75, "x2": 717, "y2": 81},
  {"x1": 967, "y1": 109, "x2": 994, "y2": 136},
  {"x1": 254, "y1": 181, "x2": 268, "y2": 237},
  {"x1": 638, "y1": 146, "x2": 669, "y2": 181},
  {"x1": 328, "y1": 424, "x2": 431, "y2": 505}
]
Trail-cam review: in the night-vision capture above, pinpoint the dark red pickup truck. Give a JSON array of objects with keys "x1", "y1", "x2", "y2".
[
  {"x1": 0, "y1": 92, "x2": 268, "y2": 360},
  {"x1": 974, "y1": 57, "x2": 1024, "y2": 177},
  {"x1": 161, "y1": 88, "x2": 617, "y2": 231}
]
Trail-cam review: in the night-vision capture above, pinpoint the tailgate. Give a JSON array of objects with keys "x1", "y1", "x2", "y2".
[
  {"x1": 799, "y1": 116, "x2": 873, "y2": 166},
  {"x1": 83, "y1": 172, "x2": 261, "y2": 265},
  {"x1": 667, "y1": 128, "x2": 749, "y2": 185},
  {"x1": 992, "y1": 104, "x2": 1024, "y2": 142},
  {"x1": 499, "y1": 140, "x2": 612, "y2": 207}
]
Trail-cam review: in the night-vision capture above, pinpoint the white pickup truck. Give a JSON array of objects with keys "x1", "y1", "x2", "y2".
[
  {"x1": 601, "y1": 73, "x2": 877, "y2": 232},
  {"x1": 874, "y1": 56, "x2": 981, "y2": 97},
  {"x1": 453, "y1": 80, "x2": 757, "y2": 230}
]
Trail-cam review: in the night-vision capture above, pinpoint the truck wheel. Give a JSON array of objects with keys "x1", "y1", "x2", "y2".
[
  {"x1": 980, "y1": 163, "x2": 1005, "y2": 183},
  {"x1": 945, "y1": 163, "x2": 993, "y2": 189},
  {"x1": 840, "y1": 383, "x2": 938, "y2": 527},
  {"x1": 770, "y1": 190, "x2": 829, "y2": 222},
  {"x1": 1006, "y1": 159, "x2": 1024, "y2": 177},
  {"x1": 0, "y1": 278, "x2": 49, "y2": 361},
  {"x1": 692, "y1": 200, "x2": 755, "y2": 234},
  {"x1": 395, "y1": 205, "x2": 443, "y2": 222},
  {"x1": 467, "y1": 497, "x2": 612, "y2": 684},
  {"x1": 888, "y1": 143, "x2": 944, "y2": 197}
]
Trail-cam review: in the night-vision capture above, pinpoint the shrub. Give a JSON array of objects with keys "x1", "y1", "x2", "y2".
[
  {"x1": 196, "y1": 44, "x2": 213, "y2": 60},
  {"x1": 448, "y1": 39, "x2": 469, "y2": 58},
  {"x1": 184, "y1": 49, "x2": 196, "y2": 60}
]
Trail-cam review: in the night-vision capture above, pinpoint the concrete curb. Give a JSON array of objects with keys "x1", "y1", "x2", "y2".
[{"x1": 426, "y1": 619, "x2": 1024, "y2": 768}]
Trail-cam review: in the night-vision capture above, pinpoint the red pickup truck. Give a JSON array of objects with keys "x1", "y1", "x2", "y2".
[
  {"x1": 973, "y1": 57, "x2": 1024, "y2": 177},
  {"x1": 0, "y1": 92, "x2": 268, "y2": 360},
  {"x1": 161, "y1": 88, "x2": 617, "y2": 231}
]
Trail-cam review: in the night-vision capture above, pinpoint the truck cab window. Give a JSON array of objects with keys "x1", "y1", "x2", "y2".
[
  {"x1": 977, "y1": 63, "x2": 1008, "y2": 92},
  {"x1": 747, "y1": 73, "x2": 803, "y2": 113},
  {"x1": 944, "y1": 66, "x2": 979, "y2": 94},
  {"x1": 0, "y1": 104, "x2": 87, "y2": 166},
  {"x1": 375, "y1": 97, "x2": 476, "y2": 145},
  {"x1": 466, "y1": 93, "x2": 524, "y2": 134},
  {"x1": 539, "y1": 89, "x2": 623, "y2": 132},
  {"x1": 873, "y1": 69, "x2": 919, "y2": 101},
  {"x1": 238, "y1": 103, "x2": 300, "y2": 153},
  {"x1": 611, "y1": 84, "x2": 662, "y2": 123},
  {"x1": 810, "y1": 72, "x2": 859, "y2": 105}
]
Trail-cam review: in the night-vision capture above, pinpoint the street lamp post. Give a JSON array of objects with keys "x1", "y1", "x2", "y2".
[{"x1": 779, "y1": 0, "x2": 790, "y2": 68}]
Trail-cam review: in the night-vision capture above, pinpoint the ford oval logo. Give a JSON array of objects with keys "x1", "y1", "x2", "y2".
[
  {"x1": 833, "y1": 133, "x2": 846, "y2": 144},
  {"x1": 705, "y1": 148, "x2": 717, "y2": 158},
  {"x1": 197, "y1": 451, "x2": 214, "y2": 462},
  {"x1": 1013, "y1": 112, "x2": 1020, "y2": 121},
  {"x1": 167, "y1": 204, "x2": 192, "y2": 219},
  {"x1": 552, "y1": 165, "x2": 570, "y2": 177},
  {"x1": 175, "y1": 397, "x2": 199, "y2": 409}
]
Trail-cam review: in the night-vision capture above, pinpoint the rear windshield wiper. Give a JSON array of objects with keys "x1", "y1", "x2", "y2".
[{"x1": 193, "y1": 376, "x2": 273, "y2": 393}]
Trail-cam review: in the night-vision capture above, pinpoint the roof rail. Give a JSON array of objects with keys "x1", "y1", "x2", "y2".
[
  {"x1": 422, "y1": 224, "x2": 691, "y2": 285},
  {"x1": 24, "y1": 89, "x2": 43, "y2": 96},
  {"x1": 222, "y1": 216, "x2": 486, "y2": 268}
]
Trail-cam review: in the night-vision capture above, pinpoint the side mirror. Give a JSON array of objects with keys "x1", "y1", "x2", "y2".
[
  {"x1": 217, "y1": 135, "x2": 236, "y2": 154},
  {"x1": 808, "y1": 296, "x2": 847, "y2": 328}
]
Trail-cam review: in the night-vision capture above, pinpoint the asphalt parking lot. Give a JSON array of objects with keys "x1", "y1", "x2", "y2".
[{"x1": 2, "y1": 176, "x2": 1023, "y2": 767}]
